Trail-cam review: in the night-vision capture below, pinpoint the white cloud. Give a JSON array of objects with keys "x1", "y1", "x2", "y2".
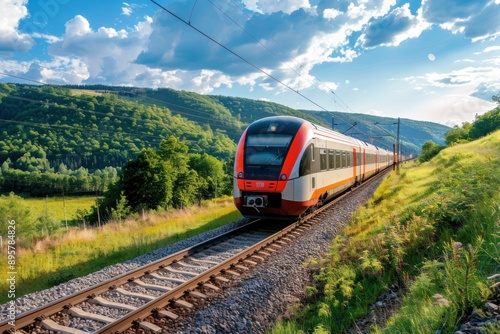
[
  {"x1": 122, "y1": 3, "x2": 133, "y2": 16},
  {"x1": 357, "y1": 4, "x2": 430, "y2": 48},
  {"x1": 323, "y1": 8, "x2": 341, "y2": 19},
  {"x1": 421, "y1": 0, "x2": 500, "y2": 41},
  {"x1": 241, "y1": 0, "x2": 311, "y2": 15},
  {"x1": 0, "y1": 0, "x2": 33, "y2": 51},
  {"x1": 482, "y1": 45, "x2": 500, "y2": 53},
  {"x1": 64, "y1": 15, "x2": 92, "y2": 37}
]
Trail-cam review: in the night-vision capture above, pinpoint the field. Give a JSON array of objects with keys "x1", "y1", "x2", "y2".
[
  {"x1": 0, "y1": 197, "x2": 241, "y2": 303},
  {"x1": 5, "y1": 195, "x2": 97, "y2": 225}
]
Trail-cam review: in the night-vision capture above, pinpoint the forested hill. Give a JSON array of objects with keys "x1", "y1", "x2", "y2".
[
  {"x1": 64, "y1": 84, "x2": 450, "y2": 153},
  {"x1": 303, "y1": 111, "x2": 451, "y2": 155},
  {"x1": 0, "y1": 84, "x2": 236, "y2": 171},
  {"x1": 1, "y1": 83, "x2": 450, "y2": 173}
]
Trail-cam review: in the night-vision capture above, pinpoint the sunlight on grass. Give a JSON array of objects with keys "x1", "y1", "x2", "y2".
[
  {"x1": 271, "y1": 130, "x2": 500, "y2": 334},
  {"x1": 0, "y1": 198, "x2": 242, "y2": 302}
]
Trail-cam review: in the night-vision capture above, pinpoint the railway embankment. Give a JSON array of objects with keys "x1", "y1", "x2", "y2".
[{"x1": 271, "y1": 130, "x2": 500, "y2": 333}]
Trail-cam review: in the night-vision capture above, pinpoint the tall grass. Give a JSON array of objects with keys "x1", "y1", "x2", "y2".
[
  {"x1": 269, "y1": 130, "x2": 500, "y2": 334},
  {"x1": 0, "y1": 198, "x2": 241, "y2": 303}
]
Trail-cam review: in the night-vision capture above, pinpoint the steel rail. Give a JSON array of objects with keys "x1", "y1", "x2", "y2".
[
  {"x1": 96, "y1": 219, "x2": 304, "y2": 333},
  {"x1": 0, "y1": 219, "x2": 263, "y2": 333},
  {"x1": 1, "y1": 167, "x2": 391, "y2": 333},
  {"x1": 98, "y1": 167, "x2": 392, "y2": 333}
]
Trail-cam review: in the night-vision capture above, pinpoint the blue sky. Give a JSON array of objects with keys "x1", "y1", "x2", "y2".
[{"x1": 1, "y1": 0, "x2": 499, "y2": 127}]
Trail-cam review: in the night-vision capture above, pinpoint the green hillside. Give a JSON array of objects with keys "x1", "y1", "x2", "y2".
[
  {"x1": 271, "y1": 129, "x2": 500, "y2": 333},
  {"x1": 0, "y1": 83, "x2": 236, "y2": 172},
  {"x1": 1, "y1": 83, "x2": 450, "y2": 175}
]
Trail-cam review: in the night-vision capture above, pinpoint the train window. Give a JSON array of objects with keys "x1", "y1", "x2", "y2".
[
  {"x1": 342, "y1": 151, "x2": 347, "y2": 168},
  {"x1": 311, "y1": 144, "x2": 315, "y2": 161},
  {"x1": 299, "y1": 144, "x2": 312, "y2": 176},
  {"x1": 357, "y1": 152, "x2": 361, "y2": 166},
  {"x1": 328, "y1": 150, "x2": 334, "y2": 170},
  {"x1": 347, "y1": 152, "x2": 351, "y2": 167},
  {"x1": 244, "y1": 133, "x2": 293, "y2": 180},
  {"x1": 335, "y1": 151, "x2": 341, "y2": 169},
  {"x1": 320, "y1": 149, "x2": 327, "y2": 171}
]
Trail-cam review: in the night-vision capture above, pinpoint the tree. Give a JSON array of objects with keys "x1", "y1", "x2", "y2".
[
  {"x1": 157, "y1": 136, "x2": 189, "y2": 178},
  {"x1": 0, "y1": 193, "x2": 35, "y2": 239},
  {"x1": 189, "y1": 153, "x2": 225, "y2": 199},
  {"x1": 110, "y1": 191, "x2": 131, "y2": 222},
  {"x1": 445, "y1": 122, "x2": 472, "y2": 145},
  {"x1": 419, "y1": 140, "x2": 444, "y2": 162},
  {"x1": 172, "y1": 170, "x2": 199, "y2": 208},
  {"x1": 469, "y1": 107, "x2": 500, "y2": 140},
  {"x1": 121, "y1": 148, "x2": 172, "y2": 211},
  {"x1": 36, "y1": 213, "x2": 59, "y2": 236}
]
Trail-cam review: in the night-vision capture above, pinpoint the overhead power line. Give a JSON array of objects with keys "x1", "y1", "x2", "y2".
[{"x1": 150, "y1": 0, "x2": 377, "y2": 141}]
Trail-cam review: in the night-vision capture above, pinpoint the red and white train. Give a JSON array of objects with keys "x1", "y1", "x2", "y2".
[{"x1": 233, "y1": 116, "x2": 394, "y2": 218}]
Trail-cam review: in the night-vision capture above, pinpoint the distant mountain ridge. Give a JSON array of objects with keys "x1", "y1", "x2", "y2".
[{"x1": 0, "y1": 83, "x2": 450, "y2": 171}]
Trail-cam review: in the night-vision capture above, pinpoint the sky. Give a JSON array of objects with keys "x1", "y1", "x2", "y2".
[{"x1": 1, "y1": 0, "x2": 499, "y2": 127}]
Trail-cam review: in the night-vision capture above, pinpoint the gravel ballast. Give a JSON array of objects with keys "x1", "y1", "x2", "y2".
[
  {"x1": 0, "y1": 176, "x2": 385, "y2": 333},
  {"x1": 174, "y1": 177, "x2": 385, "y2": 334}
]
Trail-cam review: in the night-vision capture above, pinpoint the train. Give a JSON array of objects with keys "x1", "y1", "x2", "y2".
[{"x1": 233, "y1": 116, "x2": 394, "y2": 219}]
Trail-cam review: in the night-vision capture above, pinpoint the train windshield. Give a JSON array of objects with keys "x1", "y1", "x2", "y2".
[{"x1": 244, "y1": 134, "x2": 292, "y2": 180}]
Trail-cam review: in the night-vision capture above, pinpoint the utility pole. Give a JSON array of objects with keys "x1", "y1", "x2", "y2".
[{"x1": 396, "y1": 117, "x2": 400, "y2": 173}]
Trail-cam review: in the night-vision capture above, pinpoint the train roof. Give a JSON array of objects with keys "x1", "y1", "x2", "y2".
[{"x1": 245, "y1": 116, "x2": 393, "y2": 154}]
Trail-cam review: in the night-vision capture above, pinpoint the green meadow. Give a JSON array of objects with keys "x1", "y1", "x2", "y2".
[{"x1": 0, "y1": 198, "x2": 241, "y2": 303}]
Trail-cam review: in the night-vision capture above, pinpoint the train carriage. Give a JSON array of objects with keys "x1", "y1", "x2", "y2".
[{"x1": 234, "y1": 116, "x2": 393, "y2": 218}]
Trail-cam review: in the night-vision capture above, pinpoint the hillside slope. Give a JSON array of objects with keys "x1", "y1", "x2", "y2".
[{"x1": 1, "y1": 83, "x2": 450, "y2": 172}]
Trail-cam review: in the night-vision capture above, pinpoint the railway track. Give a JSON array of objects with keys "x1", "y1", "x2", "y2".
[{"x1": 1, "y1": 168, "x2": 390, "y2": 334}]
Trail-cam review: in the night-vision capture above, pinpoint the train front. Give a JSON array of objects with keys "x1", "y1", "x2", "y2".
[{"x1": 233, "y1": 116, "x2": 311, "y2": 218}]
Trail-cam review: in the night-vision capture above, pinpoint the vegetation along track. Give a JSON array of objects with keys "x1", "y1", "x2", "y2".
[{"x1": 1, "y1": 168, "x2": 390, "y2": 333}]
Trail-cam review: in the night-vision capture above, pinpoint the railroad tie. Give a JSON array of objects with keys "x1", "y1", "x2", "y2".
[
  {"x1": 154, "y1": 309, "x2": 179, "y2": 320},
  {"x1": 187, "y1": 290, "x2": 207, "y2": 299},
  {"x1": 67, "y1": 306, "x2": 115, "y2": 323},
  {"x1": 135, "y1": 320, "x2": 162, "y2": 333},
  {"x1": 234, "y1": 264, "x2": 249, "y2": 271},
  {"x1": 176, "y1": 261, "x2": 209, "y2": 270},
  {"x1": 202, "y1": 282, "x2": 220, "y2": 291},
  {"x1": 250, "y1": 255, "x2": 265, "y2": 261},
  {"x1": 172, "y1": 299, "x2": 194, "y2": 309},
  {"x1": 187, "y1": 257, "x2": 219, "y2": 265},
  {"x1": 258, "y1": 251, "x2": 271, "y2": 257},
  {"x1": 41, "y1": 318, "x2": 89, "y2": 334},
  {"x1": 114, "y1": 287, "x2": 156, "y2": 301},
  {"x1": 214, "y1": 275, "x2": 230, "y2": 283},
  {"x1": 243, "y1": 259, "x2": 258, "y2": 266},
  {"x1": 149, "y1": 271, "x2": 186, "y2": 284},
  {"x1": 89, "y1": 296, "x2": 137, "y2": 311},
  {"x1": 131, "y1": 279, "x2": 172, "y2": 292},
  {"x1": 163, "y1": 266, "x2": 198, "y2": 277},
  {"x1": 224, "y1": 269, "x2": 240, "y2": 276}
]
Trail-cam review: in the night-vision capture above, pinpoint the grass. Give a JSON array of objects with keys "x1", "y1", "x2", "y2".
[
  {"x1": 269, "y1": 130, "x2": 500, "y2": 334},
  {"x1": 0, "y1": 195, "x2": 97, "y2": 224},
  {"x1": 0, "y1": 198, "x2": 242, "y2": 303}
]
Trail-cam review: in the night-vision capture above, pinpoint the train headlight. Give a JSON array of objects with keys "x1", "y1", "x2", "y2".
[
  {"x1": 279, "y1": 173, "x2": 288, "y2": 181},
  {"x1": 237, "y1": 172, "x2": 243, "y2": 178}
]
